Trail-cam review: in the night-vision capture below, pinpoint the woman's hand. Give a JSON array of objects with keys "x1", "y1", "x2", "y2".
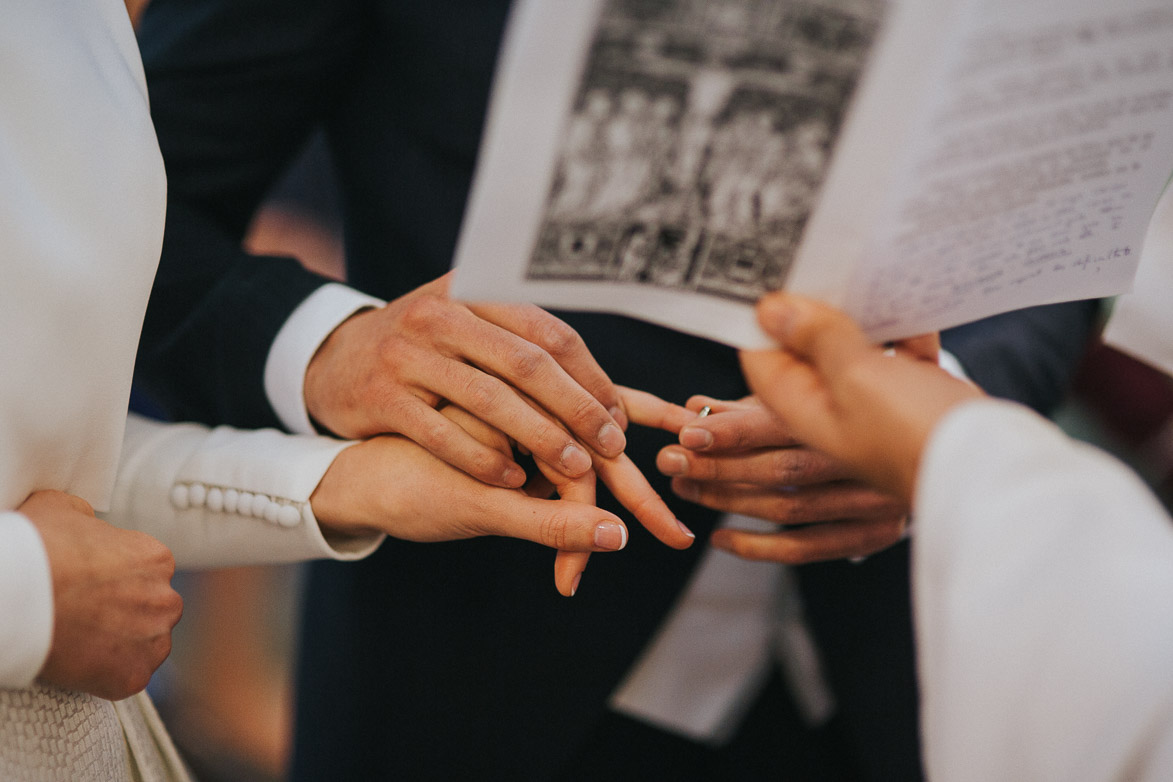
[{"x1": 23, "y1": 490, "x2": 183, "y2": 700}]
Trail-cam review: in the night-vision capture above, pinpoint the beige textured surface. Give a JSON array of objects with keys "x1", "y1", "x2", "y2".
[{"x1": 0, "y1": 685, "x2": 190, "y2": 782}]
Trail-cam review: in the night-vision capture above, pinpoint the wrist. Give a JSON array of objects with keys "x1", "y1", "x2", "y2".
[{"x1": 304, "y1": 306, "x2": 377, "y2": 436}]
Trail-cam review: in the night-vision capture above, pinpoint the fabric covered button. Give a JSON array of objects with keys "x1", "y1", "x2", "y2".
[
  {"x1": 264, "y1": 501, "x2": 280, "y2": 524},
  {"x1": 170, "y1": 484, "x2": 190, "y2": 510},
  {"x1": 188, "y1": 483, "x2": 207, "y2": 508},
  {"x1": 223, "y1": 488, "x2": 240, "y2": 514},
  {"x1": 206, "y1": 487, "x2": 224, "y2": 513},
  {"x1": 251, "y1": 493, "x2": 269, "y2": 518},
  {"x1": 278, "y1": 504, "x2": 301, "y2": 527},
  {"x1": 237, "y1": 492, "x2": 255, "y2": 515}
]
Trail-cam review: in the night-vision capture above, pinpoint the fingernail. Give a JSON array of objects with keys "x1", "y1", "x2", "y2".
[
  {"x1": 594, "y1": 520, "x2": 627, "y2": 550},
  {"x1": 676, "y1": 519, "x2": 696, "y2": 539},
  {"x1": 659, "y1": 451, "x2": 688, "y2": 476},
  {"x1": 609, "y1": 405, "x2": 629, "y2": 430},
  {"x1": 596, "y1": 422, "x2": 626, "y2": 455},
  {"x1": 502, "y1": 464, "x2": 527, "y2": 488},
  {"x1": 571, "y1": 571, "x2": 583, "y2": 597},
  {"x1": 680, "y1": 426, "x2": 713, "y2": 450},
  {"x1": 758, "y1": 295, "x2": 796, "y2": 339},
  {"x1": 560, "y1": 443, "x2": 592, "y2": 475}
]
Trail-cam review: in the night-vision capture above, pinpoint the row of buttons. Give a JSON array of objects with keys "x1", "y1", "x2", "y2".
[{"x1": 169, "y1": 482, "x2": 309, "y2": 528}]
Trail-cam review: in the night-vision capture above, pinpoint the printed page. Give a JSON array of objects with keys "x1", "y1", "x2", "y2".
[
  {"x1": 451, "y1": 0, "x2": 891, "y2": 347},
  {"x1": 822, "y1": 0, "x2": 1173, "y2": 341},
  {"x1": 452, "y1": 0, "x2": 1173, "y2": 346},
  {"x1": 1104, "y1": 182, "x2": 1173, "y2": 377}
]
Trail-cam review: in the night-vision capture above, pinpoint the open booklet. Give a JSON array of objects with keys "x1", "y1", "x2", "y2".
[{"x1": 450, "y1": 0, "x2": 1173, "y2": 347}]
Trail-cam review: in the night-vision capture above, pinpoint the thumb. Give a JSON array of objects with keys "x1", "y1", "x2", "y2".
[{"x1": 756, "y1": 293, "x2": 871, "y2": 377}]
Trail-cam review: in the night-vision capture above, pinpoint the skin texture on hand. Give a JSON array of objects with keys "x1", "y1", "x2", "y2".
[
  {"x1": 310, "y1": 403, "x2": 693, "y2": 597},
  {"x1": 303, "y1": 272, "x2": 629, "y2": 488},
  {"x1": 625, "y1": 390, "x2": 910, "y2": 563},
  {"x1": 22, "y1": 490, "x2": 183, "y2": 701},
  {"x1": 741, "y1": 293, "x2": 984, "y2": 503}
]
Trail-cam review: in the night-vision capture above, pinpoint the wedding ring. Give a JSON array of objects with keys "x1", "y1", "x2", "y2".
[{"x1": 697, "y1": 405, "x2": 712, "y2": 418}]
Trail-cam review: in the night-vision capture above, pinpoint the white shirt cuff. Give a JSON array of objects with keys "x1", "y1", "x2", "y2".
[
  {"x1": 264, "y1": 283, "x2": 386, "y2": 435},
  {"x1": 938, "y1": 348, "x2": 970, "y2": 382},
  {"x1": 0, "y1": 512, "x2": 54, "y2": 688}
]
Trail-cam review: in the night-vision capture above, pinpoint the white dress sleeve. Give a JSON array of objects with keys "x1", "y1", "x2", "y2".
[
  {"x1": 0, "y1": 512, "x2": 53, "y2": 688},
  {"x1": 913, "y1": 399, "x2": 1173, "y2": 782},
  {"x1": 100, "y1": 414, "x2": 384, "y2": 570}
]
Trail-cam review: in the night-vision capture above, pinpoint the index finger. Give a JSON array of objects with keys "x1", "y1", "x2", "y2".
[
  {"x1": 620, "y1": 386, "x2": 696, "y2": 434},
  {"x1": 677, "y1": 402, "x2": 799, "y2": 453}
]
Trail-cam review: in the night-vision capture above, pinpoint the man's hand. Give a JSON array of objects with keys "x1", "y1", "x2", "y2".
[
  {"x1": 742, "y1": 293, "x2": 982, "y2": 501},
  {"x1": 624, "y1": 390, "x2": 909, "y2": 563},
  {"x1": 304, "y1": 272, "x2": 628, "y2": 488},
  {"x1": 309, "y1": 405, "x2": 627, "y2": 596},
  {"x1": 22, "y1": 490, "x2": 183, "y2": 700}
]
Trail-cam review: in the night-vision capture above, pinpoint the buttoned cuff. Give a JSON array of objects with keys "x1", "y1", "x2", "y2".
[
  {"x1": 264, "y1": 283, "x2": 385, "y2": 435},
  {"x1": 0, "y1": 512, "x2": 54, "y2": 688}
]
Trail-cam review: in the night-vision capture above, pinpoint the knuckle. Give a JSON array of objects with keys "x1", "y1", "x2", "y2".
[
  {"x1": 566, "y1": 394, "x2": 600, "y2": 427},
  {"x1": 683, "y1": 457, "x2": 715, "y2": 481},
  {"x1": 419, "y1": 418, "x2": 455, "y2": 452},
  {"x1": 539, "y1": 511, "x2": 571, "y2": 550},
  {"x1": 122, "y1": 667, "x2": 153, "y2": 698},
  {"x1": 770, "y1": 450, "x2": 810, "y2": 485},
  {"x1": 466, "y1": 448, "x2": 508, "y2": 480},
  {"x1": 152, "y1": 634, "x2": 173, "y2": 668},
  {"x1": 533, "y1": 318, "x2": 581, "y2": 357},
  {"x1": 399, "y1": 294, "x2": 443, "y2": 330},
  {"x1": 167, "y1": 591, "x2": 184, "y2": 625},
  {"x1": 464, "y1": 375, "x2": 504, "y2": 412},
  {"x1": 728, "y1": 424, "x2": 750, "y2": 451},
  {"x1": 507, "y1": 343, "x2": 549, "y2": 380},
  {"x1": 627, "y1": 491, "x2": 666, "y2": 523}
]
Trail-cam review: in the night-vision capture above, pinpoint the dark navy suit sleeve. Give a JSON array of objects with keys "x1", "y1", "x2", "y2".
[{"x1": 133, "y1": 0, "x2": 367, "y2": 428}]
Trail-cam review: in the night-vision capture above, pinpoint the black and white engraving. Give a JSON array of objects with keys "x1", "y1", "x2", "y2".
[{"x1": 525, "y1": 0, "x2": 885, "y2": 302}]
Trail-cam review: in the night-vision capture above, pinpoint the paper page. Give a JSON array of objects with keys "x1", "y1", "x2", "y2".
[
  {"x1": 1104, "y1": 182, "x2": 1173, "y2": 377},
  {"x1": 452, "y1": 0, "x2": 1173, "y2": 347},
  {"x1": 834, "y1": 0, "x2": 1173, "y2": 341},
  {"x1": 451, "y1": 0, "x2": 890, "y2": 348}
]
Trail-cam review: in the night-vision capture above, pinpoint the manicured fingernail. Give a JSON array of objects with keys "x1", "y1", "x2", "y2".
[
  {"x1": 596, "y1": 422, "x2": 626, "y2": 455},
  {"x1": 594, "y1": 520, "x2": 627, "y2": 551},
  {"x1": 676, "y1": 519, "x2": 696, "y2": 539},
  {"x1": 560, "y1": 443, "x2": 592, "y2": 475},
  {"x1": 502, "y1": 464, "x2": 527, "y2": 488},
  {"x1": 659, "y1": 451, "x2": 688, "y2": 476},
  {"x1": 571, "y1": 571, "x2": 583, "y2": 597},
  {"x1": 680, "y1": 426, "x2": 713, "y2": 450},
  {"x1": 609, "y1": 406, "x2": 629, "y2": 430}
]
